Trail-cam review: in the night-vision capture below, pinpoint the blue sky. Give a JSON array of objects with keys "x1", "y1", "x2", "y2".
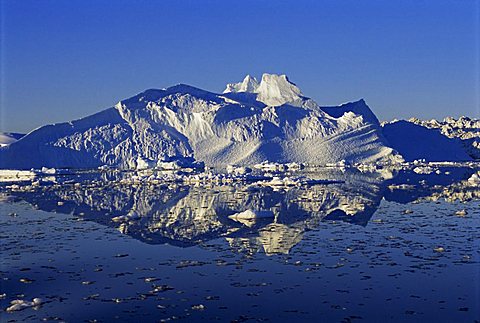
[{"x1": 1, "y1": 0, "x2": 479, "y2": 132}]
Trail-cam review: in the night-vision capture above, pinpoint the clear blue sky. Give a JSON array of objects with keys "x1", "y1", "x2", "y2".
[{"x1": 1, "y1": 0, "x2": 479, "y2": 133}]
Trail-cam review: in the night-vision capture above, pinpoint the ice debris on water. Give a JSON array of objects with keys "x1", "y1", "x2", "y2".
[
  {"x1": 6, "y1": 298, "x2": 43, "y2": 312},
  {"x1": 191, "y1": 304, "x2": 205, "y2": 311},
  {"x1": 455, "y1": 209, "x2": 468, "y2": 217},
  {"x1": 41, "y1": 167, "x2": 56, "y2": 174}
]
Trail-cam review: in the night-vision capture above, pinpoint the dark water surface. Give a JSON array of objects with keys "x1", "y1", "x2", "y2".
[{"x1": 1, "y1": 167, "x2": 479, "y2": 322}]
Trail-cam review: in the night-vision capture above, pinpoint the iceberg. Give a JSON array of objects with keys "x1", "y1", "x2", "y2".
[{"x1": 0, "y1": 73, "x2": 401, "y2": 169}]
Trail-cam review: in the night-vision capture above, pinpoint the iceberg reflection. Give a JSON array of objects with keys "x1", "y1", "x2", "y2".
[{"x1": 4, "y1": 166, "x2": 479, "y2": 255}]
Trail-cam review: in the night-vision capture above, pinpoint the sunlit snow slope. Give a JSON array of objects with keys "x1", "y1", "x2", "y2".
[{"x1": 0, "y1": 74, "x2": 400, "y2": 169}]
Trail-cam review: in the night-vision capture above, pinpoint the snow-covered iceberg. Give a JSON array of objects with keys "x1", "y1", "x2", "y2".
[{"x1": 0, "y1": 73, "x2": 400, "y2": 169}]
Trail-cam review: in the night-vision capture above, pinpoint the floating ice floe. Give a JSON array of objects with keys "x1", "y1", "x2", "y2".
[
  {"x1": 191, "y1": 304, "x2": 206, "y2": 311},
  {"x1": 455, "y1": 209, "x2": 468, "y2": 217},
  {"x1": 41, "y1": 167, "x2": 56, "y2": 174},
  {"x1": 6, "y1": 298, "x2": 43, "y2": 312}
]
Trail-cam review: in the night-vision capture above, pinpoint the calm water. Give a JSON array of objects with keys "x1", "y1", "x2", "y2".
[{"x1": 1, "y1": 167, "x2": 479, "y2": 322}]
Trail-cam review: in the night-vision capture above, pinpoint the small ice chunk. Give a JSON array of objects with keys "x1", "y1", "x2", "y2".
[
  {"x1": 41, "y1": 167, "x2": 56, "y2": 174},
  {"x1": 191, "y1": 304, "x2": 205, "y2": 311},
  {"x1": 6, "y1": 298, "x2": 42, "y2": 312},
  {"x1": 455, "y1": 209, "x2": 468, "y2": 217}
]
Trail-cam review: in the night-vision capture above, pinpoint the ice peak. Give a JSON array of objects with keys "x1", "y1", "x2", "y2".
[
  {"x1": 223, "y1": 75, "x2": 259, "y2": 94},
  {"x1": 256, "y1": 73, "x2": 303, "y2": 106},
  {"x1": 223, "y1": 73, "x2": 304, "y2": 106}
]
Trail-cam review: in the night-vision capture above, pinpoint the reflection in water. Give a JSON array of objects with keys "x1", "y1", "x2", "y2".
[{"x1": 4, "y1": 166, "x2": 479, "y2": 255}]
